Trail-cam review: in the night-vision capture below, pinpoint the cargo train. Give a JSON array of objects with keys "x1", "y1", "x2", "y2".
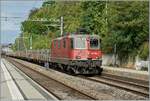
[{"x1": 6, "y1": 29, "x2": 103, "y2": 75}]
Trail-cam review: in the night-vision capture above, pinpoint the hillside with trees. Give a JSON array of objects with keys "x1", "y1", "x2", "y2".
[{"x1": 13, "y1": 0, "x2": 149, "y2": 66}]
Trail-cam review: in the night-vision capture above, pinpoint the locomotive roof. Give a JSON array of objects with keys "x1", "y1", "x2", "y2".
[{"x1": 52, "y1": 34, "x2": 100, "y2": 41}]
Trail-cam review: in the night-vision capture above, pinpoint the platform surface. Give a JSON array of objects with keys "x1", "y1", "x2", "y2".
[
  {"x1": 1, "y1": 69, "x2": 12, "y2": 100},
  {"x1": 0, "y1": 58, "x2": 57, "y2": 100}
]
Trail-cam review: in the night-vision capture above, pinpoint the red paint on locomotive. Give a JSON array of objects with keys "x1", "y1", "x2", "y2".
[{"x1": 50, "y1": 33, "x2": 102, "y2": 66}]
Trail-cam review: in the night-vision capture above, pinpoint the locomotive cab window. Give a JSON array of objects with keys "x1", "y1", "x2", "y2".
[
  {"x1": 75, "y1": 37, "x2": 86, "y2": 49},
  {"x1": 90, "y1": 38, "x2": 100, "y2": 49}
]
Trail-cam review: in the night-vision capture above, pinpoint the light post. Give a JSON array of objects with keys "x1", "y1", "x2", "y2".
[
  {"x1": 29, "y1": 35, "x2": 32, "y2": 50},
  {"x1": 114, "y1": 44, "x2": 117, "y2": 66},
  {"x1": 105, "y1": 0, "x2": 108, "y2": 34},
  {"x1": 60, "y1": 16, "x2": 63, "y2": 36}
]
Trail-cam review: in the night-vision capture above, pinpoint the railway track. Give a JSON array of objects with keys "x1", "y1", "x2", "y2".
[
  {"x1": 102, "y1": 73, "x2": 149, "y2": 88},
  {"x1": 81, "y1": 73, "x2": 149, "y2": 98},
  {"x1": 6, "y1": 58, "x2": 97, "y2": 100}
]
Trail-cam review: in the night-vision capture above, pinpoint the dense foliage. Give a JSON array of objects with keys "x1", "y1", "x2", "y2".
[{"x1": 13, "y1": 0, "x2": 149, "y2": 65}]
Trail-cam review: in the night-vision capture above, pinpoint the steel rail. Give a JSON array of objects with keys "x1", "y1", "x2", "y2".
[
  {"x1": 7, "y1": 58, "x2": 97, "y2": 100},
  {"x1": 81, "y1": 75, "x2": 149, "y2": 98},
  {"x1": 7, "y1": 58, "x2": 61, "y2": 100},
  {"x1": 102, "y1": 72, "x2": 149, "y2": 86},
  {"x1": 100, "y1": 74, "x2": 149, "y2": 89}
]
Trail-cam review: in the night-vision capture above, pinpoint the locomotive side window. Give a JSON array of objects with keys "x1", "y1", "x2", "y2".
[
  {"x1": 54, "y1": 40, "x2": 57, "y2": 48},
  {"x1": 70, "y1": 38, "x2": 74, "y2": 49},
  {"x1": 90, "y1": 38, "x2": 99, "y2": 49},
  {"x1": 58, "y1": 40, "x2": 61, "y2": 48},
  {"x1": 63, "y1": 39, "x2": 66, "y2": 48}
]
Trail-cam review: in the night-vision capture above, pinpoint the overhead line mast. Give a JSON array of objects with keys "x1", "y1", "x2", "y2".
[
  {"x1": 2, "y1": 16, "x2": 64, "y2": 50},
  {"x1": 25, "y1": 17, "x2": 64, "y2": 36}
]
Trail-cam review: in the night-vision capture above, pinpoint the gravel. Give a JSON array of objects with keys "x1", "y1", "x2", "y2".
[{"x1": 12, "y1": 58, "x2": 148, "y2": 100}]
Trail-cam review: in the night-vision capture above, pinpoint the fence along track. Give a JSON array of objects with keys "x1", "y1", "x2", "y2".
[{"x1": 7, "y1": 58, "x2": 97, "y2": 100}]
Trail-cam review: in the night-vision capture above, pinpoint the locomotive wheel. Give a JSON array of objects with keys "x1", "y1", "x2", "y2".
[
  {"x1": 80, "y1": 67, "x2": 86, "y2": 74},
  {"x1": 67, "y1": 66, "x2": 76, "y2": 75},
  {"x1": 74, "y1": 66, "x2": 80, "y2": 74},
  {"x1": 96, "y1": 66, "x2": 103, "y2": 75},
  {"x1": 63, "y1": 65, "x2": 68, "y2": 72}
]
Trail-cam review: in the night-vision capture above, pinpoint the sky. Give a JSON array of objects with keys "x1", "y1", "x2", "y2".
[{"x1": 1, "y1": 0, "x2": 44, "y2": 44}]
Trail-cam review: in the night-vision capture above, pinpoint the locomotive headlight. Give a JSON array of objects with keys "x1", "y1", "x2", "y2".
[{"x1": 76, "y1": 56, "x2": 81, "y2": 59}]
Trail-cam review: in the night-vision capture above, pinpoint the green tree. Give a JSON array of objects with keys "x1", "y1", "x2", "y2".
[
  {"x1": 139, "y1": 42, "x2": 149, "y2": 60},
  {"x1": 104, "y1": 1, "x2": 149, "y2": 64},
  {"x1": 81, "y1": 1, "x2": 106, "y2": 36}
]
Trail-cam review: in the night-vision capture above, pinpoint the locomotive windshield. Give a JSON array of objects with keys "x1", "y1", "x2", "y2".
[
  {"x1": 74, "y1": 37, "x2": 87, "y2": 49},
  {"x1": 90, "y1": 38, "x2": 100, "y2": 49}
]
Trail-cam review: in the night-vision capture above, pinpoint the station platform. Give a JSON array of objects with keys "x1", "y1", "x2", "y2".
[
  {"x1": 102, "y1": 66, "x2": 149, "y2": 81},
  {"x1": 0, "y1": 58, "x2": 58, "y2": 100}
]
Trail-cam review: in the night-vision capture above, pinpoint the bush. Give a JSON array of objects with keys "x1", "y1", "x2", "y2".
[{"x1": 139, "y1": 42, "x2": 149, "y2": 60}]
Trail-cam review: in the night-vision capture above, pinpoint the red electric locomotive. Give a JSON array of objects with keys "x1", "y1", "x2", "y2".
[{"x1": 50, "y1": 29, "x2": 103, "y2": 74}]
